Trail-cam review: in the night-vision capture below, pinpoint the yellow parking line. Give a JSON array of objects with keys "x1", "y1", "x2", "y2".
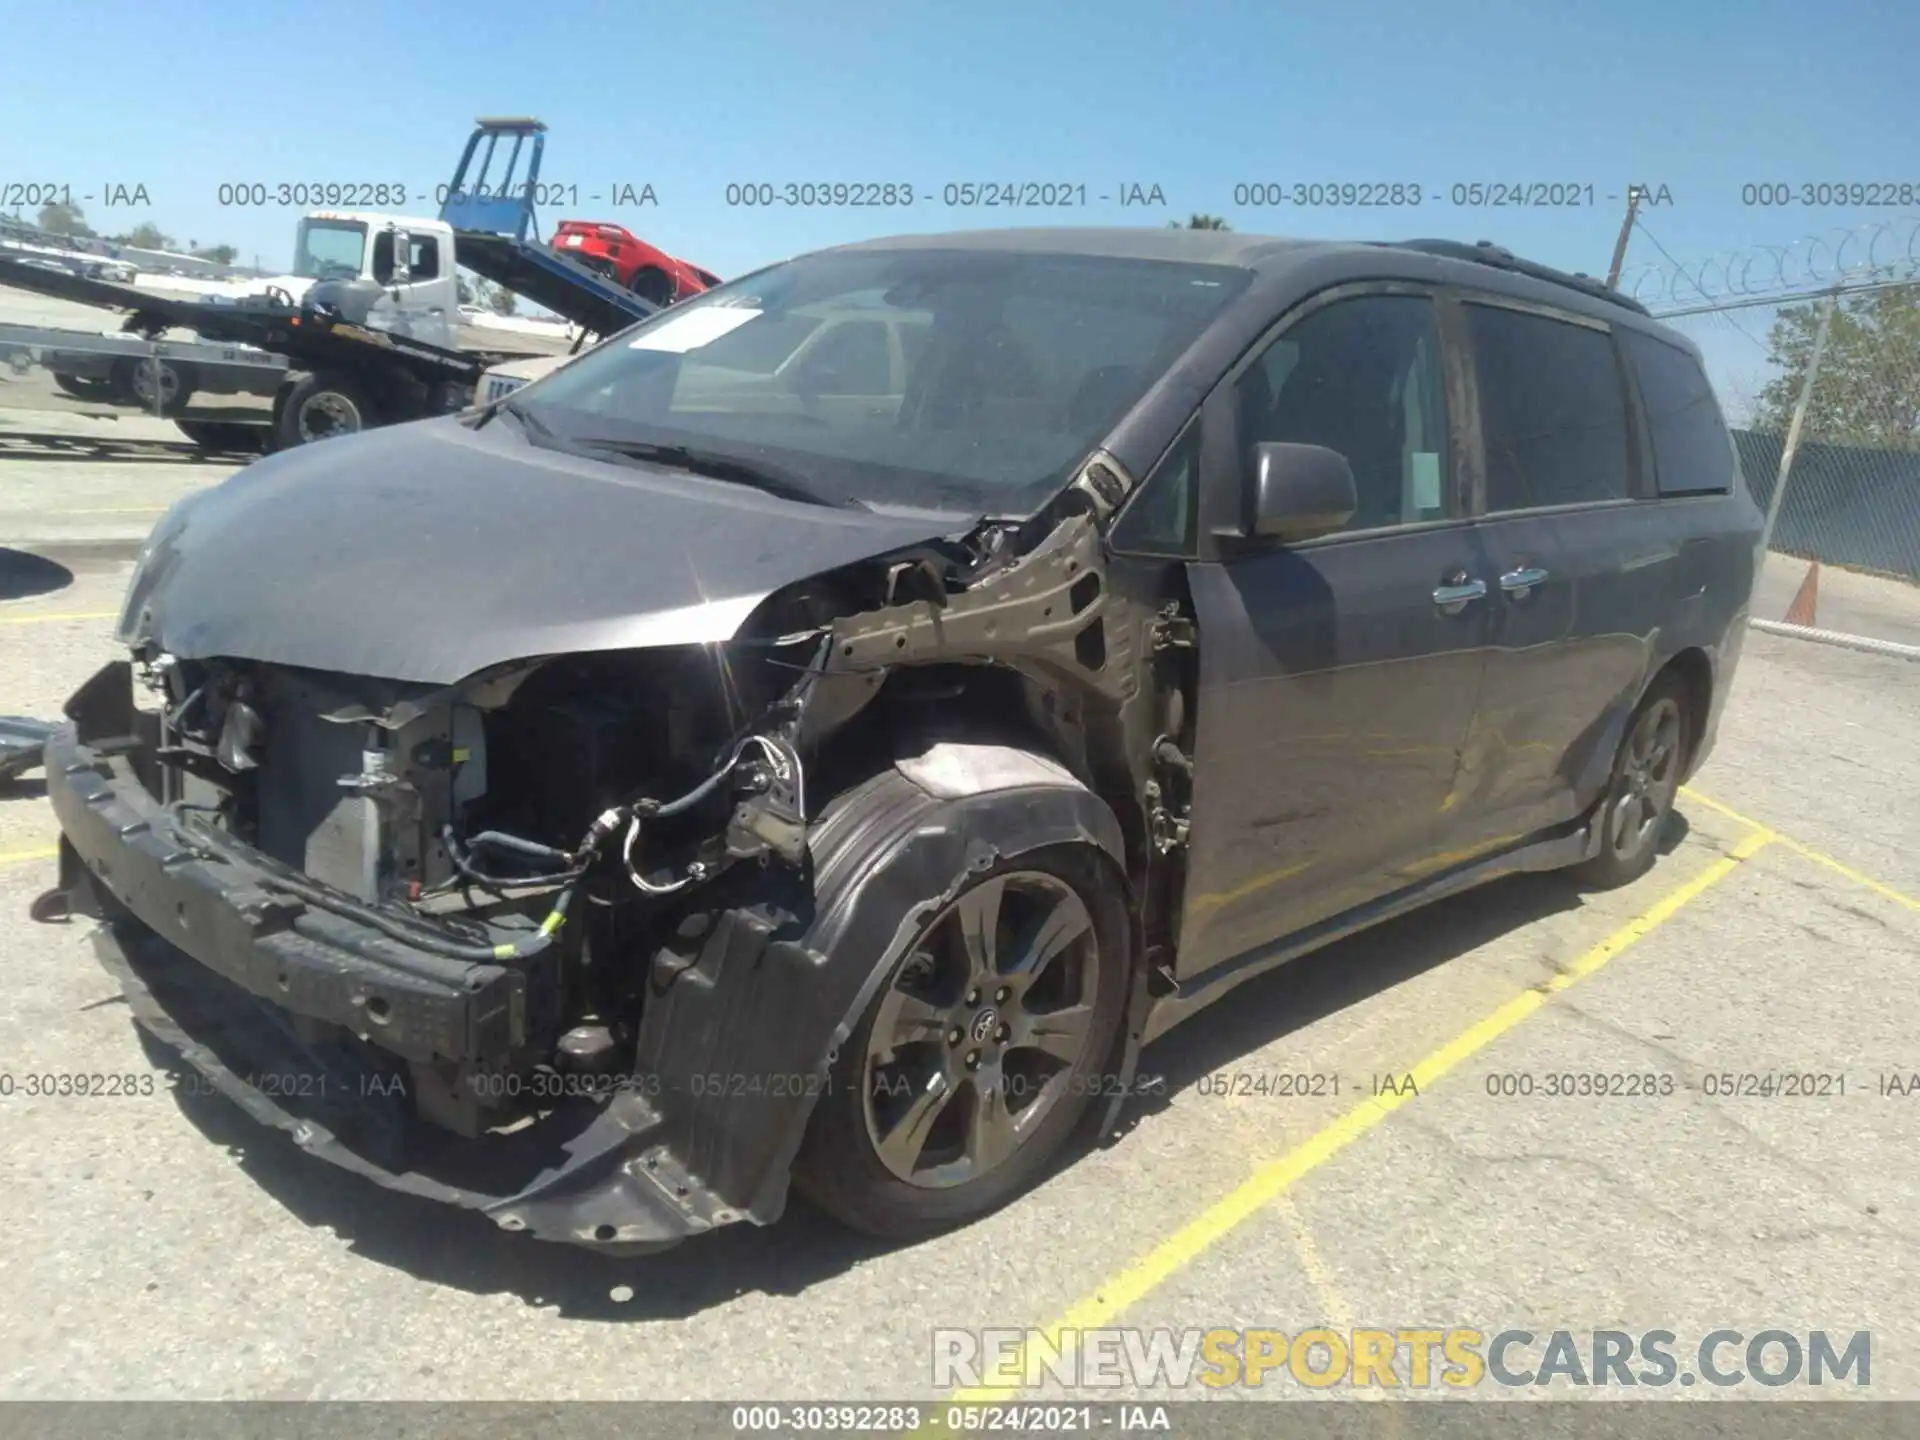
[
  {"x1": 0, "y1": 845, "x2": 58, "y2": 867},
  {"x1": 946, "y1": 829, "x2": 1773, "y2": 1406},
  {"x1": 1270, "y1": 1195, "x2": 1402, "y2": 1423},
  {"x1": 0, "y1": 610, "x2": 117, "y2": 626},
  {"x1": 1681, "y1": 785, "x2": 1919, "y2": 913},
  {"x1": 1273, "y1": 1194, "x2": 1355, "y2": 1334}
]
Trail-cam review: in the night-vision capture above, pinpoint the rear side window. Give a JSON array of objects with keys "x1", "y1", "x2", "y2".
[
  {"x1": 1620, "y1": 328, "x2": 1736, "y2": 496},
  {"x1": 1465, "y1": 303, "x2": 1632, "y2": 512}
]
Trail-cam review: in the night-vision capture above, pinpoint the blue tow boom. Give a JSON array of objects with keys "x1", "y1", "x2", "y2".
[{"x1": 440, "y1": 118, "x2": 661, "y2": 340}]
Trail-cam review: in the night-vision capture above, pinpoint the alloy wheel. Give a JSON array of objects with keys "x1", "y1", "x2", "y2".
[
  {"x1": 1606, "y1": 697, "x2": 1683, "y2": 859},
  {"x1": 862, "y1": 871, "x2": 1101, "y2": 1189}
]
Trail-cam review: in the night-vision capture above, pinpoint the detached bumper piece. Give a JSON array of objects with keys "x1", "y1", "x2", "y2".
[{"x1": 43, "y1": 712, "x2": 790, "y2": 1252}]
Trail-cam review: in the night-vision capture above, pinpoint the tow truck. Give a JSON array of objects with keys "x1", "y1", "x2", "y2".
[{"x1": 0, "y1": 119, "x2": 679, "y2": 454}]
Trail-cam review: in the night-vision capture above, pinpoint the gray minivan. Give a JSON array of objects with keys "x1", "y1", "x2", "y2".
[{"x1": 45, "y1": 229, "x2": 1761, "y2": 1251}]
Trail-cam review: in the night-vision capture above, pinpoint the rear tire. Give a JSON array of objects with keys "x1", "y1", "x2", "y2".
[
  {"x1": 272, "y1": 371, "x2": 377, "y2": 449},
  {"x1": 796, "y1": 775, "x2": 1129, "y2": 1240},
  {"x1": 1570, "y1": 674, "x2": 1690, "y2": 891},
  {"x1": 628, "y1": 266, "x2": 676, "y2": 307},
  {"x1": 110, "y1": 356, "x2": 196, "y2": 415}
]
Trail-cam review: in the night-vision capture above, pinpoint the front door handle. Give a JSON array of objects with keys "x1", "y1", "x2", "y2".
[
  {"x1": 1500, "y1": 566, "x2": 1549, "y2": 597},
  {"x1": 1432, "y1": 577, "x2": 1488, "y2": 614}
]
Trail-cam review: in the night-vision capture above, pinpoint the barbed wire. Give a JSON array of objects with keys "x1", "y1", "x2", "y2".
[{"x1": 1621, "y1": 214, "x2": 1920, "y2": 313}]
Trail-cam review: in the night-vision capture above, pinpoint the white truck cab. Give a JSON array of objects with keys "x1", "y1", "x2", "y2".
[{"x1": 289, "y1": 211, "x2": 461, "y2": 350}]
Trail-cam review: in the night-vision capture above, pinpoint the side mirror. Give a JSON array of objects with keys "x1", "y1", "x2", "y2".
[
  {"x1": 387, "y1": 229, "x2": 412, "y2": 287},
  {"x1": 1248, "y1": 442, "x2": 1357, "y2": 544}
]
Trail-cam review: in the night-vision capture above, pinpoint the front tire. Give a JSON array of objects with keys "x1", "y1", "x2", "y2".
[
  {"x1": 272, "y1": 370, "x2": 376, "y2": 448},
  {"x1": 796, "y1": 785, "x2": 1129, "y2": 1240},
  {"x1": 1571, "y1": 674, "x2": 1689, "y2": 891}
]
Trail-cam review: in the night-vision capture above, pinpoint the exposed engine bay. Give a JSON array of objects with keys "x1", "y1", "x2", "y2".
[
  {"x1": 93, "y1": 484, "x2": 1193, "y2": 1152},
  {"x1": 132, "y1": 637, "x2": 810, "y2": 1133}
]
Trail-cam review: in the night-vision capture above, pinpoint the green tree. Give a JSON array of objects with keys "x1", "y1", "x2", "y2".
[
  {"x1": 116, "y1": 222, "x2": 174, "y2": 250},
  {"x1": 1754, "y1": 285, "x2": 1920, "y2": 449},
  {"x1": 193, "y1": 243, "x2": 239, "y2": 265},
  {"x1": 37, "y1": 200, "x2": 94, "y2": 237},
  {"x1": 1167, "y1": 214, "x2": 1231, "y2": 230},
  {"x1": 462, "y1": 276, "x2": 521, "y2": 315}
]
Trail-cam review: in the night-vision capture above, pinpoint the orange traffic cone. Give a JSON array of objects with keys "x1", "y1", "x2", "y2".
[{"x1": 1784, "y1": 560, "x2": 1819, "y2": 626}]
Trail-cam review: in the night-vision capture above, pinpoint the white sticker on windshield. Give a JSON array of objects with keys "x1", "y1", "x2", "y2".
[
  {"x1": 627, "y1": 306, "x2": 762, "y2": 352},
  {"x1": 1410, "y1": 451, "x2": 1443, "y2": 513}
]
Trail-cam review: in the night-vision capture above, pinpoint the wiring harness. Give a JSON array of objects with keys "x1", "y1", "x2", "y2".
[
  {"x1": 433, "y1": 731, "x2": 806, "y2": 958},
  {"x1": 208, "y1": 730, "x2": 805, "y2": 966}
]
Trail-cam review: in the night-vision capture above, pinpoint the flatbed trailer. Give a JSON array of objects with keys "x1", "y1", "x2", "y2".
[
  {"x1": 0, "y1": 318, "x2": 288, "y2": 400},
  {"x1": 0, "y1": 257, "x2": 527, "y2": 376},
  {"x1": 452, "y1": 230, "x2": 658, "y2": 339},
  {"x1": 0, "y1": 254, "x2": 531, "y2": 450},
  {"x1": 0, "y1": 314, "x2": 287, "y2": 451},
  {"x1": 0, "y1": 120, "x2": 665, "y2": 454}
]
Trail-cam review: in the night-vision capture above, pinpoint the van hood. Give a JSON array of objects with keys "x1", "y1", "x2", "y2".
[{"x1": 118, "y1": 417, "x2": 969, "y2": 685}]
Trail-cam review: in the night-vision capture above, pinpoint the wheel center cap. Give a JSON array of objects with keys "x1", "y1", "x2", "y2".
[{"x1": 971, "y1": 1008, "x2": 999, "y2": 1043}]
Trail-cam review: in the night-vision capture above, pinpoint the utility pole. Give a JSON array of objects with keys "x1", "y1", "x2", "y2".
[
  {"x1": 1605, "y1": 185, "x2": 1644, "y2": 290},
  {"x1": 1761, "y1": 284, "x2": 1841, "y2": 556}
]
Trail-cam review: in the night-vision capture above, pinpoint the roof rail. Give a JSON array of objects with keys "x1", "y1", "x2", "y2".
[{"x1": 1383, "y1": 238, "x2": 1652, "y2": 317}]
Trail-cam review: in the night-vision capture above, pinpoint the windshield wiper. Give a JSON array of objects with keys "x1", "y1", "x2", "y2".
[
  {"x1": 570, "y1": 438, "x2": 867, "y2": 510},
  {"x1": 472, "y1": 394, "x2": 551, "y2": 436},
  {"x1": 491, "y1": 407, "x2": 865, "y2": 510}
]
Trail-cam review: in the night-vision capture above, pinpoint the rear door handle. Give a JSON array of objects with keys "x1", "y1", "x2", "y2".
[
  {"x1": 1432, "y1": 578, "x2": 1488, "y2": 614},
  {"x1": 1500, "y1": 566, "x2": 1549, "y2": 597}
]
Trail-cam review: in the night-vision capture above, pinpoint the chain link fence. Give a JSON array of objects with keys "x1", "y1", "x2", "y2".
[{"x1": 1652, "y1": 278, "x2": 1920, "y2": 653}]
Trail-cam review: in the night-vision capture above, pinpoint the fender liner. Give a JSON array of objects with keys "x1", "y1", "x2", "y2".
[{"x1": 626, "y1": 744, "x2": 1128, "y2": 1230}]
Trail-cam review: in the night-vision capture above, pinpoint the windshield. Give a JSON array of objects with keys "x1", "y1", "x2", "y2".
[
  {"x1": 292, "y1": 219, "x2": 368, "y2": 281},
  {"x1": 514, "y1": 247, "x2": 1250, "y2": 516}
]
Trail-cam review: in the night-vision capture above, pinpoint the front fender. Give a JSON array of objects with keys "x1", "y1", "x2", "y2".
[{"x1": 626, "y1": 745, "x2": 1128, "y2": 1230}]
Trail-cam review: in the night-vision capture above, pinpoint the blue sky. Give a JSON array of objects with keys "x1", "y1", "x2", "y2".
[{"x1": 4, "y1": 0, "x2": 1915, "y2": 414}]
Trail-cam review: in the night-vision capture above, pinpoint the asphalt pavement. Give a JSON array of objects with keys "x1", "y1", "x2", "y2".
[{"x1": 2, "y1": 426, "x2": 1917, "y2": 1408}]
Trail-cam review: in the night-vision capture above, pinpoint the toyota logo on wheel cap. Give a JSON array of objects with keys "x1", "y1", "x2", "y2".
[{"x1": 971, "y1": 1008, "x2": 998, "y2": 1042}]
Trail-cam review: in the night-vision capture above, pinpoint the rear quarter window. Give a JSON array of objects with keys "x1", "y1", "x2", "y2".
[
  {"x1": 1464, "y1": 303, "x2": 1633, "y2": 511},
  {"x1": 1620, "y1": 328, "x2": 1737, "y2": 496}
]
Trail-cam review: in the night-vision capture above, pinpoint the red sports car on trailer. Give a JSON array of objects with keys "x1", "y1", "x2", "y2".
[{"x1": 551, "y1": 221, "x2": 720, "y2": 307}]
